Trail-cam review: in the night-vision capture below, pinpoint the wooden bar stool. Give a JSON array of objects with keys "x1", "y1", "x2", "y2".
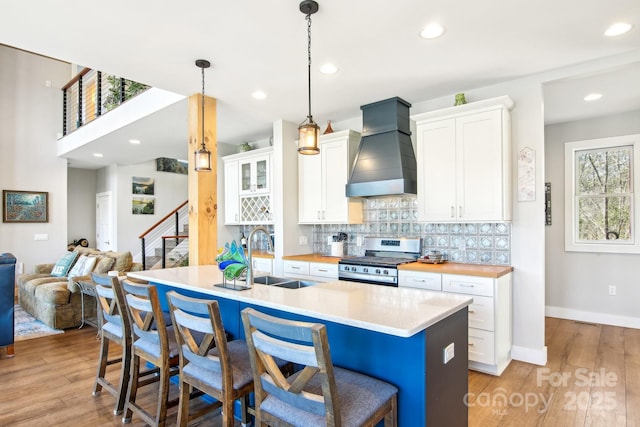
[
  {"x1": 120, "y1": 280, "x2": 180, "y2": 427},
  {"x1": 91, "y1": 273, "x2": 131, "y2": 416},
  {"x1": 241, "y1": 307, "x2": 398, "y2": 427},
  {"x1": 167, "y1": 291, "x2": 256, "y2": 427}
]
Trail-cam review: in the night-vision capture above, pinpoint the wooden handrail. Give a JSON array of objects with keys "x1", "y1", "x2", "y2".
[
  {"x1": 61, "y1": 67, "x2": 92, "y2": 91},
  {"x1": 138, "y1": 200, "x2": 188, "y2": 239}
]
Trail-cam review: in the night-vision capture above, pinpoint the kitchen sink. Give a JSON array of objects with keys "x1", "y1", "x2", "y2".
[
  {"x1": 272, "y1": 279, "x2": 317, "y2": 289},
  {"x1": 253, "y1": 275, "x2": 318, "y2": 289},
  {"x1": 252, "y1": 275, "x2": 291, "y2": 285}
]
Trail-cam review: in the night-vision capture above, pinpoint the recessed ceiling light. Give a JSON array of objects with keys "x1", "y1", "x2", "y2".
[
  {"x1": 584, "y1": 93, "x2": 603, "y2": 101},
  {"x1": 604, "y1": 22, "x2": 633, "y2": 37},
  {"x1": 252, "y1": 90, "x2": 267, "y2": 100},
  {"x1": 93, "y1": 153, "x2": 103, "y2": 158},
  {"x1": 320, "y1": 63, "x2": 338, "y2": 74},
  {"x1": 420, "y1": 23, "x2": 446, "y2": 39},
  {"x1": 129, "y1": 139, "x2": 141, "y2": 144}
]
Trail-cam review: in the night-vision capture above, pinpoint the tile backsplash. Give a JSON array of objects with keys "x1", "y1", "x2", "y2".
[{"x1": 312, "y1": 196, "x2": 511, "y2": 265}]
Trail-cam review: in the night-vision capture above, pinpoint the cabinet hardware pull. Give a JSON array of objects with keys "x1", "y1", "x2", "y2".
[
  {"x1": 413, "y1": 279, "x2": 426, "y2": 282},
  {"x1": 459, "y1": 283, "x2": 475, "y2": 287},
  {"x1": 292, "y1": 266, "x2": 300, "y2": 270},
  {"x1": 459, "y1": 206, "x2": 463, "y2": 217},
  {"x1": 468, "y1": 309, "x2": 475, "y2": 314},
  {"x1": 468, "y1": 343, "x2": 474, "y2": 347},
  {"x1": 318, "y1": 269, "x2": 328, "y2": 272},
  {"x1": 317, "y1": 211, "x2": 321, "y2": 220},
  {"x1": 450, "y1": 206, "x2": 454, "y2": 217}
]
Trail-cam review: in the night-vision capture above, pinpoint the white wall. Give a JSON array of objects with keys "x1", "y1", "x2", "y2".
[
  {"x1": 0, "y1": 45, "x2": 71, "y2": 273},
  {"x1": 67, "y1": 168, "x2": 97, "y2": 247},
  {"x1": 545, "y1": 110, "x2": 640, "y2": 327},
  {"x1": 114, "y1": 161, "x2": 188, "y2": 256}
]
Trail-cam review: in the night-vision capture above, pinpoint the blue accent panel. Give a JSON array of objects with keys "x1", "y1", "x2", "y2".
[{"x1": 150, "y1": 282, "x2": 468, "y2": 426}]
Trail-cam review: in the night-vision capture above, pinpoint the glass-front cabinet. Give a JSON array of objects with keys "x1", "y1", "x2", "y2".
[
  {"x1": 240, "y1": 154, "x2": 270, "y2": 195},
  {"x1": 223, "y1": 147, "x2": 273, "y2": 225}
]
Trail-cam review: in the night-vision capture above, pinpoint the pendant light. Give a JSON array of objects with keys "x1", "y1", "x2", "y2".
[
  {"x1": 297, "y1": 0, "x2": 320, "y2": 155},
  {"x1": 194, "y1": 59, "x2": 212, "y2": 171}
]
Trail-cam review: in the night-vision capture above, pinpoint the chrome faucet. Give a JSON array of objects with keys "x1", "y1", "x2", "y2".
[{"x1": 246, "y1": 226, "x2": 274, "y2": 286}]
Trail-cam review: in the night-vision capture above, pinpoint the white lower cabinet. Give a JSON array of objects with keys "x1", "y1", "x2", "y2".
[
  {"x1": 397, "y1": 270, "x2": 442, "y2": 291},
  {"x1": 252, "y1": 257, "x2": 273, "y2": 276},
  {"x1": 399, "y1": 270, "x2": 512, "y2": 376},
  {"x1": 283, "y1": 260, "x2": 338, "y2": 283},
  {"x1": 443, "y1": 273, "x2": 512, "y2": 376}
]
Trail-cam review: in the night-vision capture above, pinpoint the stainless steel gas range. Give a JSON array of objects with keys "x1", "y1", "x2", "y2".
[{"x1": 338, "y1": 237, "x2": 421, "y2": 286}]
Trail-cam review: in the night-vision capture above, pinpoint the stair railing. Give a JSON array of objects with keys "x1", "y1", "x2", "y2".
[{"x1": 138, "y1": 200, "x2": 188, "y2": 270}]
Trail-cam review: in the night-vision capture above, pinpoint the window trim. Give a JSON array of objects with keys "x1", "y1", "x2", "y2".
[{"x1": 564, "y1": 133, "x2": 640, "y2": 254}]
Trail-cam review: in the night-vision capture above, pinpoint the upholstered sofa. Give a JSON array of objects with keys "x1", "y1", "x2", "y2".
[{"x1": 17, "y1": 247, "x2": 142, "y2": 329}]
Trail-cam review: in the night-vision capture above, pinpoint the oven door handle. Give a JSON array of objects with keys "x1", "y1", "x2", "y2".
[{"x1": 339, "y1": 271, "x2": 398, "y2": 285}]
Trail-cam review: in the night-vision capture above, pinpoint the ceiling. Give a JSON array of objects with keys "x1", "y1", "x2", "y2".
[{"x1": 1, "y1": 0, "x2": 639, "y2": 169}]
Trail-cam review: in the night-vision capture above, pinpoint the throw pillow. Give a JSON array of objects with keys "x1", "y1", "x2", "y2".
[
  {"x1": 67, "y1": 255, "x2": 97, "y2": 278},
  {"x1": 91, "y1": 255, "x2": 115, "y2": 274},
  {"x1": 51, "y1": 251, "x2": 80, "y2": 277}
]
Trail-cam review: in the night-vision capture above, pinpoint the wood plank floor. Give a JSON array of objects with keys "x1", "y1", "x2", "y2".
[{"x1": 0, "y1": 317, "x2": 638, "y2": 426}]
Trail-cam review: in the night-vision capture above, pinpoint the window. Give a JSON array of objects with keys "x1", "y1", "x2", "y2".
[{"x1": 565, "y1": 134, "x2": 640, "y2": 253}]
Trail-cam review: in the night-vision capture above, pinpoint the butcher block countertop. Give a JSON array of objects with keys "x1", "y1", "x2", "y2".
[
  {"x1": 251, "y1": 250, "x2": 274, "y2": 259},
  {"x1": 282, "y1": 253, "x2": 512, "y2": 278},
  {"x1": 399, "y1": 261, "x2": 513, "y2": 278},
  {"x1": 282, "y1": 254, "x2": 342, "y2": 264}
]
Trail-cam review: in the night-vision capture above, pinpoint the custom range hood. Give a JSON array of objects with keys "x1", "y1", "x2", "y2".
[{"x1": 345, "y1": 97, "x2": 417, "y2": 198}]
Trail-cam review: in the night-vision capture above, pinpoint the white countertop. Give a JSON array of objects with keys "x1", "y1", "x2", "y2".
[{"x1": 128, "y1": 266, "x2": 472, "y2": 338}]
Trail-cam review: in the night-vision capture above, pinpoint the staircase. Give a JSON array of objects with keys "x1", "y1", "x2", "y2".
[{"x1": 137, "y1": 201, "x2": 189, "y2": 270}]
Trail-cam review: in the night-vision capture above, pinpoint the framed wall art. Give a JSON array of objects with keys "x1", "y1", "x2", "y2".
[
  {"x1": 3, "y1": 190, "x2": 49, "y2": 223},
  {"x1": 132, "y1": 196, "x2": 155, "y2": 215},
  {"x1": 132, "y1": 176, "x2": 155, "y2": 195}
]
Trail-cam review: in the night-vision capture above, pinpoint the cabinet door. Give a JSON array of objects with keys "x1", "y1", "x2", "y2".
[
  {"x1": 255, "y1": 157, "x2": 269, "y2": 192},
  {"x1": 239, "y1": 154, "x2": 271, "y2": 195},
  {"x1": 457, "y1": 109, "x2": 504, "y2": 220},
  {"x1": 224, "y1": 160, "x2": 240, "y2": 225},
  {"x1": 417, "y1": 119, "x2": 457, "y2": 221},
  {"x1": 322, "y1": 139, "x2": 350, "y2": 223},
  {"x1": 298, "y1": 152, "x2": 322, "y2": 223},
  {"x1": 252, "y1": 257, "x2": 273, "y2": 275},
  {"x1": 240, "y1": 159, "x2": 253, "y2": 194}
]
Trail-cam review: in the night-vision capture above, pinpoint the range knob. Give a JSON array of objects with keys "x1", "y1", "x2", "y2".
[
  {"x1": 375, "y1": 268, "x2": 381, "y2": 274},
  {"x1": 363, "y1": 267, "x2": 369, "y2": 273},
  {"x1": 351, "y1": 266, "x2": 357, "y2": 272},
  {"x1": 383, "y1": 269, "x2": 389, "y2": 275}
]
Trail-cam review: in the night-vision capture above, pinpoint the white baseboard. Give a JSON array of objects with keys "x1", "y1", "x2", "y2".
[
  {"x1": 546, "y1": 305, "x2": 640, "y2": 329},
  {"x1": 511, "y1": 345, "x2": 547, "y2": 366}
]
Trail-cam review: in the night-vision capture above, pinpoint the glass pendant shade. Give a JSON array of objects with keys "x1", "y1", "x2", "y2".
[
  {"x1": 194, "y1": 143, "x2": 212, "y2": 171},
  {"x1": 298, "y1": 119, "x2": 320, "y2": 155}
]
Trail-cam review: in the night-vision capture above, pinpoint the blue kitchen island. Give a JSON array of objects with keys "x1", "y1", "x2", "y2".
[{"x1": 129, "y1": 265, "x2": 472, "y2": 426}]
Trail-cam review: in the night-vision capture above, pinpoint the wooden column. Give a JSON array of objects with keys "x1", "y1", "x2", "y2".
[{"x1": 188, "y1": 93, "x2": 217, "y2": 266}]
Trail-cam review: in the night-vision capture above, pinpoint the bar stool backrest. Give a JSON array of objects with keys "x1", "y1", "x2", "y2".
[
  {"x1": 241, "y1": 307, "x2": 341, "y2": 424},
  {"x1": 121, "y1": 281, "x2": 170, "y2": 360},
  {"x1": 92, "y1": 273, "x2": 130, "y2": 341}
]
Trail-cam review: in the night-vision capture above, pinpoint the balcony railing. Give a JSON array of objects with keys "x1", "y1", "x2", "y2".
[{"x1": 61, "y1": 68, "x2": 150, "y2": 136}]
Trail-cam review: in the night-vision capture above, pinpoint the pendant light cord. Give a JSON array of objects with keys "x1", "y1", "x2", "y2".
[
  {"x1": 306, "y1": 13, "x2": 312, "y2": 120},
  {"x1": 201, "y1": 65, "x2": 206, "y2": 149}
]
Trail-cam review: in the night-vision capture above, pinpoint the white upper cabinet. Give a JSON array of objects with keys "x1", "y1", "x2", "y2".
[
  {"x1": 223, "y1": 147, "x2": 274, "y2": 225},
  {"x1": 412, "y1": 96, "x2": 514, "y2": 222},
  {"x1": 299, "y1": 130, "x2": 363, "y2": 224},
  {"x1": 239, "y1": 152, "x2": 270, "y2": 195}
]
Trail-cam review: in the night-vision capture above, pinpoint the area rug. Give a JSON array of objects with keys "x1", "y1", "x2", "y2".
[{"x1": 14, "y1": 304, "x2": 64, "y2": 341}]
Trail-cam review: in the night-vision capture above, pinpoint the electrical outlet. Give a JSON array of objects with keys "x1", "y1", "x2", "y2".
[
  {"x1": 34, "y1": 233, "x2": 48, "y2": 241},
  {"x1": 299, "y1": 235, "x2": 308, "y2": 245},
  {"x1": 443, "y1": 342, "x2": 455, "y2": 364},
  {"x1": 608, "y1": 285, "x2": 616, "y2": 296},
  {"x1": 356, "y1": 236, "x2": 363, "y2": 246}
]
